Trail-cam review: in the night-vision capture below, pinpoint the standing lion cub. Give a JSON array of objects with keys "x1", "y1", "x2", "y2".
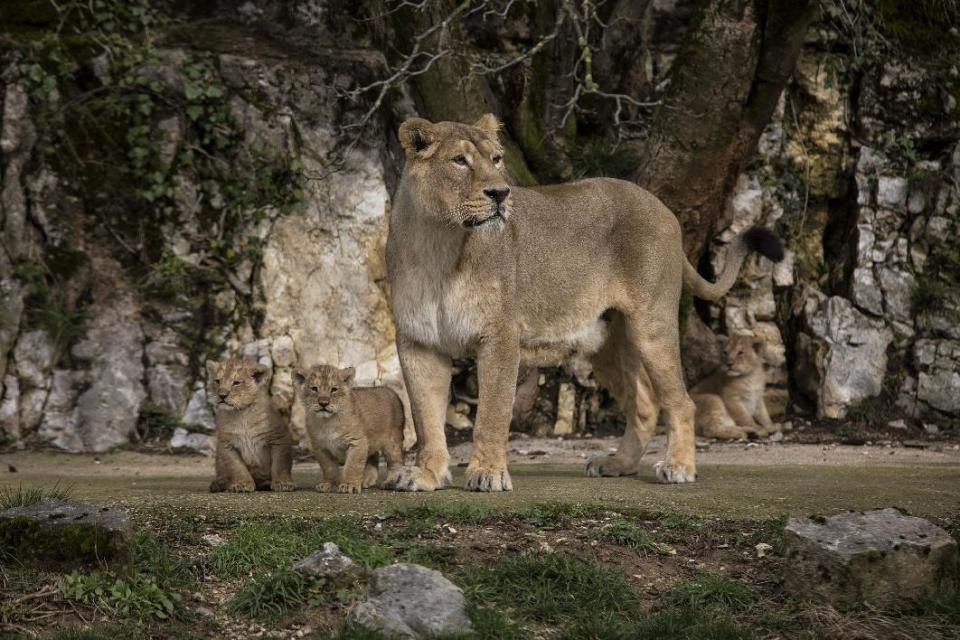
[
  {"x1": 295, "y1": 364, "x2": 405, "y2": 494},
  {"x1": 206, "y1": 357, "x2": 296, "y2": 493},
  {"x1": 690, "y1": 335, "x2": 774, "y2": 440}
]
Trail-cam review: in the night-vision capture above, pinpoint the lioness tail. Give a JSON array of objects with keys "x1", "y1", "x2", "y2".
[{"x1": 682, "y1": 226, "x2": 784, "y2": 301}]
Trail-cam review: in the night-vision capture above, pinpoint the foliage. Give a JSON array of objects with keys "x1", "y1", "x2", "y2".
[
  {"x1": 665, "y1": 571, "x2": 757, "y2": 611},
  {"x1": 570, "y1": 137, "x2": 641, "y2": 179},
  {"x1": 587, "y1": 520, "x2": 656, "y2": 552},
  {"x1": 135, "y1": 403, "x2": 184, "y2": 441},
  {"x1": 225, "y1": 569, "x2": 309, "y2": 619},
  {"x1": 0, "y1": 482, "x2": 73, "y2": 510},
  {"x1": 12, "y1": 259, "x2": 87, "y2": 355},
  {"x1": 61, "y1": 571, "x2": 181, "y2": 620}
]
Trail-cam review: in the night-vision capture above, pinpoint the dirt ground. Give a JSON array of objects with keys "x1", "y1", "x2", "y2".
[{"x1": 2, "y1": 436, "x2": 958, "y2": 520}]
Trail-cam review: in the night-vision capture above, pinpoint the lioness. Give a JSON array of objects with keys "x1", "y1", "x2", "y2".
[
  {"x1": 206, "y1": 357, "x2": 296, "y2": 493},
  {"x1": 386, "y1": 114, "x2": 783, "y2": 491},
  {"x1": 691, "y1": 335, "x2": 775, "y2": 440},
  {"x1": 294, "y1": 365, "x2": 405, "y2": 494}
]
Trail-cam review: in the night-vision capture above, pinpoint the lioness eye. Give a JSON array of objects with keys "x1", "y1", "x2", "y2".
[
  {"x1": 453, "y1": 155, "x2": 469, "y2": 167},
  {"x1": 492, "y1": 154, "x2": 503, "y2": 164}
]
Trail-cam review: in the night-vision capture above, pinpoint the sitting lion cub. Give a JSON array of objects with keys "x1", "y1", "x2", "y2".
[
  {"x1": 206, "y1": 357, "x2": 296, "y2": 493},
  {"x1": 690, "y1": 335, "x2": 774, "y2": 440},
  {"x1": 295, "y1": 364, "x2": 405, "y2": 494}
]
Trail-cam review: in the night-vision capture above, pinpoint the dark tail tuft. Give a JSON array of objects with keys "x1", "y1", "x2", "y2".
[{"x1": 742, "y1": 226, "x2": 784, "y2": 262}]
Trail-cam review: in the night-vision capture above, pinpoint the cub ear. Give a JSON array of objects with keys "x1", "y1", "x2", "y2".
[
  {"x1": 398, "y1": 117, "x2": 436, "y2": 156},
  {"x1": 205, "y1": 359, "x2": 220, "y2": 379},
  {"x1": 252, "y1": 363, "x2": 272, "y2": 385},
  {"x1": 473, "y1": 113, "x2": 500, "y2": 139},
  {"x1": 340, "y1": 367, "x2": 356, "y2": 385},
  {"x1": 294, "y1": 368, "x2": 306, "y2": 386}
]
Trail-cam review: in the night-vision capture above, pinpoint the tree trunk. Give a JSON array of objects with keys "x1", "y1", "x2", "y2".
[{"x1": 631, "y1": 0, "x2": 816, "y2": 257}]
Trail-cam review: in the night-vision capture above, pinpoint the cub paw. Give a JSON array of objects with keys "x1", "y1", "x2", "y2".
[
  {"x1": 271, "y1": 480, "x2": 297, "y2": 492},
  {"x1": 389, "y1": 466, "x2": 451, "y2": 492},
  {"x1": 225, "y1": 482, "x2": 256, "y2": 493},
  {"x1": 653, "y1": 460, "x2": 697, "y2": 484},
  {"x1": 464, "y1": 465, "x2": 512, "y2": 492},
  {"x1": 337, "y1": 483, "x2": 362, "y2": 494},
  {"x1": 585, "y1": 455, "x2": 640, "y2": 477},
  {"x1": 362, "y1": 464, "x2": 379, "y2": 489},
  {"x1": 316, "y1": 482, "x2": 335, "y2": 493}
]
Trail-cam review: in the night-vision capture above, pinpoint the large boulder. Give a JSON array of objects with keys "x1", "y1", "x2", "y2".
[
  {"x1": 793, "y1": 288, "x2": 892, "y2": 419},
  {"x1": 0, "y1": 500, "x2": 132, "y2": 570},
  {"x1": 349, "y1": 563, "x2": 473, "y2": 638},
  {"x1": 783, "y1": 508, "x2": 957, "y2": 609}
]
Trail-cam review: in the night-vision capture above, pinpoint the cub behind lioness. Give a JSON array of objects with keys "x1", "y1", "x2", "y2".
[
  {"x1": 690, "y1": 335, "x2": 774, "y2": 440},
  {"x1": 295, "y1": 364, "x2": 405, "y2": 494},
  {"x1": 206, "y1": 357, "x2": 296, "y2": 493}
]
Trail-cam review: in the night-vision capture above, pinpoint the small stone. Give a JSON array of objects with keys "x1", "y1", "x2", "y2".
[
  {"x1": 783, "y1": 508, "x2": 958, "y2": 609},
  {"x1": 755, "y1": 543, "x2": 773, "y2": 558},
  {"x1": 768, "y1": 430, "x2": 784, "y2": 442},
  {"x1": 876, "y1": 176, "x2": 908, "y2": 209},
  {"x1": 349, "y1": 563, "x2": 472, "y2": 638},
  {"x1": 0, "y1": 500, "x2": 132, "y2": 570},
  {"x1": 201, "y1": 533, "x2": 226, "y2": 547},
  {"x1": 923, "y1": 423, "x2": 939, "y2": 435},
  {"x1": 887, "y1": 419, "x2": 908, "y2": 430},
  {"x1": 293, "y1": 542, "x2": 356, "y2": 579}
]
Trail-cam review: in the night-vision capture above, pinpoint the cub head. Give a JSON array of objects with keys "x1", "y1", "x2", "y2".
[
  {"x1": 398, "y1": 114, "x2": 511, "y2": 229},
  {"x1": 294, "y1": 364, "x2": 356, "y2": 418},
  {"x1": 721, "y1": 335, "x2": 764, "y2": 377},
  {"x1": 205, "y1": 357, "x2": 271, "y2": 411}
]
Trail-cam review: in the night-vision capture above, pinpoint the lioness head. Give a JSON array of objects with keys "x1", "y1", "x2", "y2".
[
  {"x1": 294, "y1": 364, "x2": 356, "y2": 418},
  {"x1": 721, "y1": 335, "x2": 764, "y2": 377},
  {"x1": 205, "y1": 357, "x2": 271, "y2": 411},
  {"x1": 398, "y1": 114, "x2": 511, "y2": 228}
]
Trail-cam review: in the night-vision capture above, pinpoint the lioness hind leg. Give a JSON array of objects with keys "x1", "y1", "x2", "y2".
[
  {"x1": 627, "y1": 315, "x2": 697, "y2": 484},
  {"x1": 586, "y1": 313, "x2": 658, "y2": 477}
]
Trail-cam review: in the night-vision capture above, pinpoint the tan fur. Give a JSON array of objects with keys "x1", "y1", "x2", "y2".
[
  {"x1": 206, "y1": 357, "x2": 295, "y2": 493},
  {"x1": 691, "y1": 335, "x2": 774, "y2": 439},
  {"x1": 385, "y1": 115, "x2": 778, "y2": 492},
  {"x1": 294, "y1": 364, "x2": 405, "y2": 494}
]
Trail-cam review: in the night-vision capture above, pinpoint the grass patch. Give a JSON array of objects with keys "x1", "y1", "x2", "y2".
[
  {"x1": 0, "y1": 482, "x2": 73, "y2": 510},
  {"x1": 460, "y1": 551, "x2": 636, "y2": 624},
  {"x1": 554, "y1": 608, "x2": 749, "y2": 640},
  {"x1": 226, "y1": 568, "x2": 309, "y2": 619},
  {"x1": 666, "y1": 571, "x2": 757, "y2": 611},
  {"x1": 588, "y1": 520, "x2": 656, "y2": 552},
  {"x1": 135, "y1": 403, "x2": 185, "y2": 441},
  {"x1": 60, "y1": 571, "x2": 181, "y2": 621}
]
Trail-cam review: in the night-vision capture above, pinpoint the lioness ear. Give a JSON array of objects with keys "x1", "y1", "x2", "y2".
[
  {"x1": 340, "y1": 367, "x2": 356, "y2": 385},
  {"x1": 398, "y1": 117, "x2": 436, "y2": 156},
  {"x1": 205, "y1": 360, "x2": 220, "y2": 379},
  {"x1": 252, "y1": 364, "x2": 272, "y2": 385},
  {"x1": 294, "y1": 368, "x2": 306, "y2": 386},
  {"x1": 473, "y1": 113, "x2": 500, "y2": 139}
]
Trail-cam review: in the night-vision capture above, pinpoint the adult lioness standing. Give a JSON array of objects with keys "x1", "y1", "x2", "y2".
[{"x1": 386, "y1": 114, "x2": 783, "y2": 492}]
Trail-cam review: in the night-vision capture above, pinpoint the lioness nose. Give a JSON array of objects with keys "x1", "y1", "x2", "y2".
[{"x1": 483, "y1": 186, "x2": 510, "y2": 204}]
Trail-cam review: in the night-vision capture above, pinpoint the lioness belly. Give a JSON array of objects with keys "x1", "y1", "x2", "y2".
[{"x1": 519, "y1": 317, "x2": 609, "y2": 366}]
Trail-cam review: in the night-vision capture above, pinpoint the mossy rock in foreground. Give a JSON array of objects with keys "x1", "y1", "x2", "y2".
[{"x1": 0, "y1": 500, "x2": 132, "y2": 571}]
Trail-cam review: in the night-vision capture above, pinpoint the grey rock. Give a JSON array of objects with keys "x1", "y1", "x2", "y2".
[
  {"x1": 1, "y1": 77, "x2": 37, "y2": 257},
  {"x1": 783, "y1": 508, "x2": 958, "y2": 609},
  {"x1": 914, "y1": 340, "x2": 960, "y2": 415},
  {"x1": 293, "y1": 542, "x2": 356, "y2": 578},
  {"x1": 182, "y1": 387, "x2": 216, "y2": 431},
  {"x1": 851, "y1": 267, "x2": 884, "y2": 316},
  {"x1": 0, "y1": 375, "x2": 20, "y2": 445},
  {"x1": 0, "y1": 500, "x2": 132, "y2": 570},
  {"x1": 876, "y1": 176, "x2": 908, "y2": 210},
  {"x1": 877, "y1": 266, "x2": 916, "y2": 326},
  {"x1": 794, "y1": 288, "x2": 892, "y2": 419},
  {"x1": 169, "y1": 427, "x2": 213, "y2": 455},
  {"x1": 37, "y1": 369, "x2": 83, "y2": 452},
  {"x1": 349, "y1": 563, "x2": 472, "y2": 638},
  {"x1": 13, "y1": 330, "x2": 55, "y2": 389}
]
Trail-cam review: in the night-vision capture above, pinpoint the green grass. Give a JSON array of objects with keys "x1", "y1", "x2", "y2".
[
  {"x1": 0, "y1": 482, "x2": 73, "y2": 510},
  {"x1": 226, "y1": 568, "x2": 310, "y2": 619},
  {"x1": 60, "y1": 571, "x2": 181, "y2": 621},
  {"x1": 588, "y1": 520, "x2": 656, "y2": 552},
  {"x1": 459, "y1": 551, "x2": 637, "y2": 624},
  {"x1": 665, "y1": 571, "x2": 757, "y2": 611}
]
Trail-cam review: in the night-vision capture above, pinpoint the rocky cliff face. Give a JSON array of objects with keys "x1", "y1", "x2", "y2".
[{"x1": 0, "y1": 0, "x2": 957, "y2": 453}]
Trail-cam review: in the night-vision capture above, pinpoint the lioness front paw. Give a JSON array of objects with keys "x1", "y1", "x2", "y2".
[
  {"x1": 389, "y1": 465, "x2": 451, "y2": 492},
  {"x1": 585, "y1": 455, "x2": 640, "y2": 477},
  {"x1": 271, "y1": 480, "x2": 297, "y2": 492},
  {"x1": 316, "y1": 482, "x2": 335, "y2": 493},
  {"x1": 653, "y1": 460, "x2": 697, "y2": 484},
  {"x1": 464, "y1": 465, "x2": 512, "y2": 492},
  {"x1": 225, "y1": 481, "x2": 256, "y2": 493},
  {"x1": 337, "y1": 483, "x2": 362, "y2": 494}
]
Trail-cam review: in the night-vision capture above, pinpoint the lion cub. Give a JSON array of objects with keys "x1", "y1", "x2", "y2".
[
  {"x1": 295, "y1": 365, "x2": 405, "y2": 494},
  {"x1": 206, "y1": 357, "x2": 296, "y2": 493},
  {"x1": 690, "y1": 335, "x2": 774, "y2": 440}
]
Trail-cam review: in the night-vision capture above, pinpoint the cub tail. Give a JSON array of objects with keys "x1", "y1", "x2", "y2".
[{"x1": 682, "y1": 226, "x2": 784, "y2": 301}]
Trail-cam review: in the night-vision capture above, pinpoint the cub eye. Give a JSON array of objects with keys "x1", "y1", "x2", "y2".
[
  {"x1": 232, "y1": 380, "x2": 241, "y2": 386},
  {"x1": 492, "y1": 154, "x2": 503, "y2": 165},
  {"x1": 330, "y1": 386, "x2": 339, "y2": 393},
  {"x1": 311, "y1": 386, "x2": 319, "y2": 393},
  {"x1": 452, "y1": 155, "x2": 469, "y2": 167},
  {"x1": 214, "y1": 379, "x2": 220, "y2": 385}
]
